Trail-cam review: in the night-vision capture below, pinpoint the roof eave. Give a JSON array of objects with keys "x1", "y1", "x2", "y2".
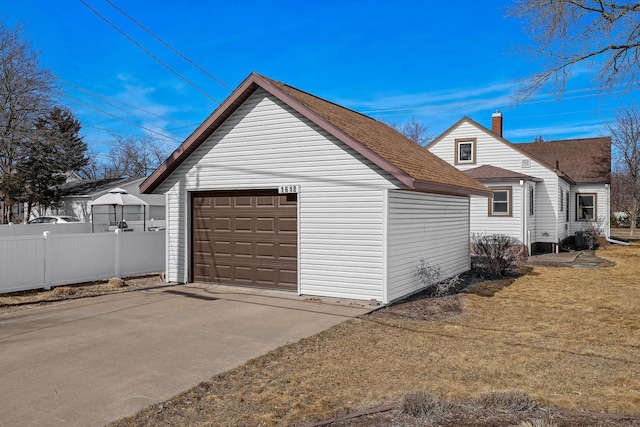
[
  {"x1": 473, "y1": 177, "x2": 543, "y2": 183},
  {"x1": 413, "y1": 180, "x2": 492, "y2": 198},
  {"x1": 140, "y1": 74, "x2": 263, "y2": 194}
]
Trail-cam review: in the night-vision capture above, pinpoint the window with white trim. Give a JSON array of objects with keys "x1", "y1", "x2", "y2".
[
  {"x1": 566, "y1": 191, "x2": 570, "y2": 221},
  {"x1": 489, "y1": 187, "x2": 512, "y2": 216},
  {"x1": 529, "y1": 186, "x2": 534, "y2": 215},
  {"x1": 455, "y1": 139, "x2": 476, "y2": 164},
  {"x1": 576, "y1": 193, "x2": 596, "y2": 221}
]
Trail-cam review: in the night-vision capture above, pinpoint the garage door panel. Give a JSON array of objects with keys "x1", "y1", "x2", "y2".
[
  {"x1": 234, "y1": 217, "x2": 252, "y2": 232},
  {"x1": 279, "y1": 269, "x2": 297, "y2": 285},
  {"x1": 213, "y1": 241, "x2": 231, "y2": 255},
  {"x1": 279, "y1": 243, "x2": 297, "y2": 259},
  {"x1": 256, "y1": 242, "x2": 274, "y2": 257},
  {"x1": 234, "y1": 196, "x2": 252, "y2": 207},
  {"x1": 256, "y1": 267, "x2": 276, "y2": 283},
  {"x1": 192, "y1": 190, "x2": 297, "y2": 290},
  {"x1": 212, "y1": 196, "x2": 231, "y2": 207},
  {"x1": 256, "y1": 196, "x2": 276, "y2": 207},
  {"x1": 234, "y1": 241, "x2": 252, "y2": 256},
  {"x1": 213, "y1": 217, "x2": 231, "y2": 231},
  {"x1": 279, "y1": 217, "x2": 297, "y2": 232},
  {"x1": 257, "y1": 218, "x2": 275, "y2": 232}
]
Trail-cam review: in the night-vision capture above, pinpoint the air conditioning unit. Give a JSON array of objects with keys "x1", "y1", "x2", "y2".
[{"x1": 522, "y1": 159, "x2": 531, "y2": 168}]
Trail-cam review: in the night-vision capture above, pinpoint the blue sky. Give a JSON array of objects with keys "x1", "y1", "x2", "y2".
[{"x1": 4, "y1": 1, "x2": 638, "y2": 161}]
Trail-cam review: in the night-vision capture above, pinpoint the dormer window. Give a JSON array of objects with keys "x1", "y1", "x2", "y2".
[{"x1": 455, "y1": 138, "x2": 476, "y2": 164}]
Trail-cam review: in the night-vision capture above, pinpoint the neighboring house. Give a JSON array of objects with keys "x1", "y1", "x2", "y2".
[
  {"x1": 140, "y1": 72, "x2": 490, "y2": 304},
  {"x1": 38, "y1": 176, "x2": 166, "y2": 224},
  {"x1": 427, "y1": 112, "x2": 611, "y2": 253}
]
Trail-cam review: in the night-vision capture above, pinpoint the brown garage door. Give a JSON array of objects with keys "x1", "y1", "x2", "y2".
[{"x1": 191, "y1": 190, "x2": 297, "y2": 290}]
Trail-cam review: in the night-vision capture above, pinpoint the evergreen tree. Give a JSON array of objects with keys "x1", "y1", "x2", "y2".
[{"x1": 20, "y1": 107, "x2": 88, "y2": 219}]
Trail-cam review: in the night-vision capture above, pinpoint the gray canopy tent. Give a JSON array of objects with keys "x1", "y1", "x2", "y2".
[{"x1": 90, "y1": 187, "x2": 149, "y2": 232}]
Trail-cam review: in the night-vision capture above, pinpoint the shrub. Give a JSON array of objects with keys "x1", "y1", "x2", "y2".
[
  {"x1": 474, "y1": 390, "x2": 538, "y2": 412},
  {"x1": 416, "y1": 259, "x2": 442, "y2": 287},
  {"x1": 519, "y1": 420, "x2": 558, "y2": 427},
  {"x1": 416, "y1": 260, "x2": 460, "y2": 296},
  {"x1": 403, "y1": 391, "x2": 451, "y2": 419},
  {"x1": 108, "y1": 278, "x2": 126, "y2": 288},
  {"x1": 471, "y1": 233, "x2": 524, "y2": 278},
  {"x1": 579, "y1": 216, "x2": 606, "y2": 250}
]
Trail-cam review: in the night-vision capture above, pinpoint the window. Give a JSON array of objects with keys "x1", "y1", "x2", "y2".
[
  {"x1": 559, "y1": 190, "x2": 564, "y2": 212},
  {"x1": 455, "y1": 138, "x2": 476, "y2": 164},
  {"x1": 488, "y1": 187, "x2": 512, "y2": 216},
  {"x1": 529, "y1": 186, "x2": 534, "y2": 215},
  {"x1": 566, "y1": 191, "x2": 570, "y2": 221},
  {"x1": 576, "y1": 193, "x2": 597, "y2": 221}
]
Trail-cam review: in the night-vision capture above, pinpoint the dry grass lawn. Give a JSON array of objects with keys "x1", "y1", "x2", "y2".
[{"x1": 111, "y1": 245, "x2": 640, "y2": 426}]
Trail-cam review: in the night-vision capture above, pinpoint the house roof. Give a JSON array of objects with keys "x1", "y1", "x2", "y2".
[
  {"x1": 427, "y1": 116, "x2": 578, "y2": 185},
  {"x1": 518, "y1": 137, "x2": 611, "y2": 184},
  {"x1": 60, "y1": 177, "x2": 145, "y2": 197},
  {"x1": 464, "y1": 165, "x2": 540, "y2": 182},
  {"x1": 140, "y1": 73, "x2": 491, "y2": 197}
]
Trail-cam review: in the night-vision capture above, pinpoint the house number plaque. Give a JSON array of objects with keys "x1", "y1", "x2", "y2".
[{"x1": 278, "y1": 185, "x2": 300, "y2": 194}]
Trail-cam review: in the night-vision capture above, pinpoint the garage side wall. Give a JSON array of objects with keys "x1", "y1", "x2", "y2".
[
  {"x1": 157, "y1": 89, "x2": 401, "y2": 301},
  {"x1": 386, "y1": 190, "x2": 470, "y2": 303}
]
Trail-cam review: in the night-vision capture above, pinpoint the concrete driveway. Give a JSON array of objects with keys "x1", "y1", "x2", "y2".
[{"x1": 0, "y1": 284, "x2": 373, "y2": 427}]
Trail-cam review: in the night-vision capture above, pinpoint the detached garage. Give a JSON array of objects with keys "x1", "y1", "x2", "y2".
[{"x1": 140, "y1": 73, "x2": 490, "y2": 304}]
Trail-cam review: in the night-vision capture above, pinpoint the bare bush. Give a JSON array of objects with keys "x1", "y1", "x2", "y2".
[
  {"x1": 474, "y1": 390, "x2": 538, "y2": 412},
  {"x1": 471, "y1": 234, "x2": 524, "y2": 278},
  {"x1": 108, "y1": 278, "x2": 126, "y2": 288},
  {"x1": 403, "y1": 391, "x2": 451, "y2": 420},
  {"x1": 416, "y1": 260, "x2": 461, "y2": 297},
  {"x1": 416, "y1": 259, "x2": 441, "y2": 287},
  {"x1": 520, "y1": 420, "x2": 558, "y2": 427},
  {"x1": 580, "y1": 216, "x2": 607, "y2": 250}
]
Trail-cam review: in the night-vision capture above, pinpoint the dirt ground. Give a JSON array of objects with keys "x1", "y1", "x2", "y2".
[
  {"x1": 0, "y1": 274, "x2": 164, "y2": 314},
  {"x1": 107, "y1": 243, "x2": 640, "y2": 427}
]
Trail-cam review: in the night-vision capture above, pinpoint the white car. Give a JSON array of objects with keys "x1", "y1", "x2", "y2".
[{"x1": 27, "y1": 216, "x2": 80, "y2": 224}]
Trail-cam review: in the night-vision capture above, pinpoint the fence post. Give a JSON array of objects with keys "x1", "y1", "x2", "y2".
[
  {"x1": 114, "y1": 229, "x2": 122, "y2": 278},
  {"x1": 43, "y1": 231, "x2": 52, "y2": 290}
]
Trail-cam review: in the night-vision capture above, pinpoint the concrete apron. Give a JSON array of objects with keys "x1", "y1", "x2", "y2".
[
  {"x1": 0, "y1": 284, "x2": 375, "y2": 427},
  {"x1": 527, "y1": 251, "x2": 610, "y2": 268}
]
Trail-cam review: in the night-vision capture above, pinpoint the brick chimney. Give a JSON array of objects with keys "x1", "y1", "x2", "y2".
[{"x1": 492, "y1": 111, "x2": 503, "y2": 137}]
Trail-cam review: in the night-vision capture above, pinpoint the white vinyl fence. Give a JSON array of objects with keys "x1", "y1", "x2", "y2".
[{"x1": 0, "y1": 230, "x2": 165, "y2": 294}]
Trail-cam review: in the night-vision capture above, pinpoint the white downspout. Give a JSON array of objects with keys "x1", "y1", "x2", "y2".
[
  {"x1": 555, "y1": 178, "x2": 559, "y2": 253},
  {"x1": 520, "y1": 180, "x2": 527, "y2": 254},
  {"x1": 605, "y1": 183, "x2": 611, "y2": 238}
]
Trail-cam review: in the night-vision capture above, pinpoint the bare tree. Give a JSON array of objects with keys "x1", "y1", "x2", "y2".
[
  {"x1": 508, "y1": 1, "x2": 640, "y2": 99},
  {"x1": 607, "y1": 106, "x2": 640, "y2": 235},
  {"x1": 0, "y1": 20, "x2": 55, "y2": 223},
  {"x1": 103, "y1": 135, "x2": 168, "y2": 178},
  {"x1": 386, "y1": 118, "x2": 432, "y2": 145}
]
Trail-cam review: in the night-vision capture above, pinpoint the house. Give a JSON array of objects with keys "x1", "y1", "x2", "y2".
[
  {"x1": 140, "y1": 72, "x2": 490, "y2": 303},
  {"x1": 427, "y1": 112, "x2": 611, "y2": 253},
  {"x1": 41, "y1": 176, "x2": 166, "y2": 227}
]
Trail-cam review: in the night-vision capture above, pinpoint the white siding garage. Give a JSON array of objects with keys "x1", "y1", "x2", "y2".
[
  {"x1": 386, "y1": 191, "x2": 470, "y2": 302},
  {"x1": 142, "y1": 73, "x2": 490, "y2": 304}
]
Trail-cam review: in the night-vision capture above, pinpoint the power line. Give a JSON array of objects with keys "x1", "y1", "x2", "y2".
[
  {"x1": 60, "y1": 79, "x2": 194, "y2": 128},
  {"x1": 78, "y1": 0, "x2": 222, "y2": 104},
  {"x1": 59, "y1": 89, "x2": 184, "y2": 139},
  {"x1": 60, "y1": 93, "x2": 183, "y2": 142},
  {"x1": 58, "y1": 84, "x2": 188, "y2": 140},
  {"x1": 362, "y1": 86, "x2": 627, "y2": 116},
  {"x1": 104, "y1": 0, "x2": 233, "y2": 92}
]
